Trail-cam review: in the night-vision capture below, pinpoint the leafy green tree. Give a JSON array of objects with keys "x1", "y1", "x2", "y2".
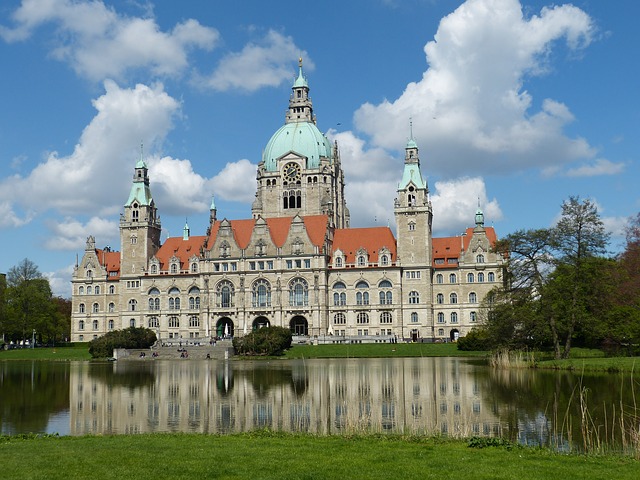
[
  {"x1": 233, "y1": 326, "x2": 292, "y2": 356},
  {"x1": 5, "y1": 259, "x2": 54, "y2": 344},
  {"x1": 548, "y1": 197, "x2": 609, "y2": 358},
  {"x1": 89, "y1": 327, "x2": 157, "y2": 358},
  {"x1": 0, "y1": 273, "x2": 6, "y2": 345}
]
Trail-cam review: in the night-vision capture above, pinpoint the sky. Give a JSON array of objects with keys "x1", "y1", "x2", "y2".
[{"x1": 0, "y1": 0, "x2": 638, "y2": 298}]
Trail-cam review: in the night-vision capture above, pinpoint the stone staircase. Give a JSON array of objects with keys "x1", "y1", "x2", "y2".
[{"x1": 116, "y1": 339, "x2": 234, "y2": 361}]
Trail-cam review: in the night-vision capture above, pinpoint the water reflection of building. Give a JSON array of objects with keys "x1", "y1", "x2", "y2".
[{"x1": 69, "y1": 359, "x2": 503, "y2": 437}]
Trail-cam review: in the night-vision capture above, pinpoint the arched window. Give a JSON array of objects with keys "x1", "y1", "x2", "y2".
[
  {"x1": 168, "y1": 287, "x2": 180, "y2": 310},
  {"x1": 411, "y1": 312, "x2": 419, "y2": 323},
  {"x1": 476, "y1": 254, "x2": 485, "y2": 263},
  {"x1": 334, "y1": 256, "x2": 343, "y2": 267},
  {"x1": 148, "y1": 317, "x2": 159, "y2": 328},
  {"x1": 356, "y1": 312, "x2": 369, "y2": 324},
  {"x1": 79, "y1": 303, "x2": 85, "y2": 313},
  {"x1": 357, "y1": 255, "x2": 367, "y2": 267},
  {"x1": 170, "y1": 263, "x2": 178, "y2": 274},
  {"x1": 438, "y1": 328, "x2": 445, "y2": 336},
  {"x1": 437, "y1": 312, "x2": 445, "y2": 323},
  {"x1": 380, "y1": 312, "x2": 392, "y2": 324},
  {"x1": 108, "y1": 302, "x2": 115, "y2": 312},
  {"x1": 333, "y1": 282, "x2": 346, "y2": 306},
  {"x1": 188, "y1": 286, "x2": 200, "y2": 310},
  {"x1": 470, "y1": 311, "x2": 477, "y2": 322},
  {"x1": 79, "y1": 286, "x2": 84, "y2": 295},
  {"x1": 87, "y1": 286, "x2": 92, "y2": 295},
  {"x1": 148, "y1": 287, "x2": 160, "y2": 311},
  {"x1": 92, "y1": 319, "x2": 98, "y2": 330},
  {"x1": 380, "y1": 254, "x2": 389, "y2": 266},
  {"x1": 289, "y1": 278, "x2": 308, "y2": 307},
  {"x1": 436, "y1": 293, "x2": 444, "y2": 304},
  {"x1": 252, "y1": 279, "x2": 271, "y2": 307},
  {"x1": 451, "y1": 312, "x2": 458, "y2": 323},
  {"x1": 217, "y1": 281, "x2": 235, "y2": 308},
  {"x1": 108, "y1": 319, "x2": 114, "y2": 330},
  {"x1": 334, "y1": 313, "x2": 346, "y2": 324},
  {"x1": 78, "y1": 320, "x2": 85, "y2": 330},
  {"x1": 449, "y1": 293, "x2": 458, "y2": 304},
  {"x1": 94, "y1": 286, "x2": 100, "y2": 295},
  {"x1": 379, "y1": 280, "x2": 392, "y2": 305},
  {"x1": 409, "y1": 291, "x2": 420, "y2": 304},
  {"x1": 467, "y1": 273, "x2": 474, "y2": 283},
  {"x1": 356, "y1": 281, "x2": 369, "y2": 306},
  {"x1": 150, "y1": 264, "x2": 158, "y2": 274},
  {"x1": 168, "y1": 316, "x2": 179, "y2": 328},
  {"x1": 436, "y1": 274, "x2": 443, "y2": 284},
  {"x1": 109, "y1": 285, "x2": 115, "y2": 294},
  {"x1": 129, "y1": 319, "x2": 135, "y2": 327},
  {"x1": 469, "y1": 292, "x2": 477, "y2": 303},
  {"x1": 92, "y1": 303, "x2": 99, "y2": 313},
  {"x1": 488, "y1": 272, "x2": 495, "y2": 282},
  {"x1": 189, "y1": 316, "x2": 200, "y2": 328},
  {"x1": 128, "y1": 299, "x2": 137, "y2": 311},
  {"x1": 449, "y1": 274, "x2": 457, "y2": 284}
]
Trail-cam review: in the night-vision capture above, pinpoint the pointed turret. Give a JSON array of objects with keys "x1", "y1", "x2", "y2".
[
  {"x1": 285, "y1": 57, "x2": 315, "y2": 124},
  {"x1": 210, "y1": 195, "x2": 217, "y2": 224}
]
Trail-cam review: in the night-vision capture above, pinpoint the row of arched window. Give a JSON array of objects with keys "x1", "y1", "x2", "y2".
[
  {"x1": 333, "y1": 253, "x2": 391, "y2": 268},
  {"x1": 435, "y1": 292, "x2": 478, "y2": 304},
  {"x1": 149, "y1": 262, "x2": 198, "y2": 275},
  {"x1": 435, "y1": 272, "x2": 495, "y2": 284},
  {"x1": 215, "y1": 278, "x2": 309, "y2": 308},
  {"x1": 77, "y1": 285, "x2": 116, "y2": 295},
  {"x1": 436, "y1": 311, "x2": 477, "y2": 323}
]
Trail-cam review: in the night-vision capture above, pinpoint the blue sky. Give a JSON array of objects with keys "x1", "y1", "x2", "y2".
[{"x1": 0, "y1": 0, "x2": 638, "y2": 298}]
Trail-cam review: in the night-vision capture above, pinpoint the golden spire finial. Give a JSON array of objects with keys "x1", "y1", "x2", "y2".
[{"x1": 299, "y1": 56, "x2": 303, "y2": 68}]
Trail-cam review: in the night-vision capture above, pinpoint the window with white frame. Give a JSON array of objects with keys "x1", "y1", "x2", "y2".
[
  {"x1": 409, "y1": 291, "x2": 420, "y2": 304},
  {"x1": 356, "y1": 281, "x2": 369, "y2": 306}
]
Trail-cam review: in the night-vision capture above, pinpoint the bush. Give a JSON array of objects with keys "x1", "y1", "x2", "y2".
[
  {"x1": 233, "y1": 326, "x2": 292, "y2": 356},
  {"x1": 457, "y1": 327, "x2": 491, "y2": 351},
  {"x1": 88, "y1": 327, "x2": 157, "y2": 358}
]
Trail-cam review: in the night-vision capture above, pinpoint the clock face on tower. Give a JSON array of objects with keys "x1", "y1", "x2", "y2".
[{"x1": 283, "y1": 162, "x2": 302, "y2": 183}]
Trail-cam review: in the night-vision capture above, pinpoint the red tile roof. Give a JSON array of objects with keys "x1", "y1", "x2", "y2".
[
  {"x1": 95, "y1": 249, "x2": 121, "y2": 279},
  {"x1": 332, "y1": 227, "x2": 397, "y2": 264},
  {"x1": 154, "y1": 235, "x2": 207, "y2": 271},
  {"x1": 432, "y1": 227, "x2": 498, "y2": 268}
]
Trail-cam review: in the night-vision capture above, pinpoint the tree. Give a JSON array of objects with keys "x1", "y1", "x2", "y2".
[{"x1": 548, "y1": 197, "x2": 610, "y2": 358}]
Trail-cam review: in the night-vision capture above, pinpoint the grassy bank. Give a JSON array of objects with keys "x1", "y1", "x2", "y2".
[
  {"x1": 0, "y1": 432, "x2": 638, "y2": 480},
  {"x1": 0, "y1": 344, "x2": 90, "y2": 361},
  {"x1": 284, "y1": 342, "x2": 486, "y2": 359},
  {"x1": 536, "y1": 356, "x2": 639, "y2": 373}
]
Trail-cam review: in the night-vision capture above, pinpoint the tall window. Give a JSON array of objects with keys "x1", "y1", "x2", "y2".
[
  {"x1": 476, "y1": 254, "x2": 485, "y2": 263},
  {"x1": 436, "y1": 293, "x2": 444, "y2": 304},
  {"x1": 168, "y1": 316, "x2": 179, "y2": 328},
  {"x1": 356, "y1": 312, "x2": 369, "y2": 324},
  {"x1": 356, "y1": 281, "x2": 369, "y2": 306},
  {"x1": 92, "y1": 303, "x2": 99, "y2": 313},
  {"x1": 449, "y1": 293, "x2": 458, "y2": 304},
  {"x1": 378, "y1": 280, "x2": 392, "y2": 305},
  {"x1": 333, "y1": 282, "x2": 346, "y2": 306},
  {"x1": 109, "y1": 285, "x2": 115, "y2": 294},
  {"x1": 451, "y1": 312, "x2": 458, "y2": 323},
  {"x1": 79, "y1": 320, "x2": 85, "y2": 330},
  {"x1": 380, "y1": 312, "x2": 392, "y2": 324},
  {"x1": 436, "y1": 274, "x2": 443, "y2": 284},
  {"x1": 189, "y1": 286, "x2": 200, "y2": 310},
  {"x1": 470, "y1": 311, "x2": 477, "y2": 322},
  {"x1": 128, "y1": 299, "x2": 137, "y2": 311},
  {"x1": 148, "y1": 287, "x2": 160, "y2": 311},
  {"x1": 93, "y1": 319, "x2": 98, "y2": 330},
  {"x1": 108, "y1": 319, "x2": 114, "y2": 330},
  {"x1": 437, "y1": 312, "x2": 445, "y2": 323},
  {"x1": 289, "y1": 278, "x2": 308, "y2": 307},
  {"x1": 488, "y1": 272, "x2": 495, "y2": 282},
  {"x1": 148, "y1": 317, "x2": 159, "y2": 328},
  {"x1": 411, "y1": 312, "x2": 418, "y2": 323},
  {"x1": 467, "y1": 273, "x2": 474, "y2": 283},
  {"x1": 477, "y1": 272, "x2": 485, "y2": 282},
  {"x1": 108, "y1": 302, "x2": 115, "y2": 312},
  {"x1": 469, "y1": 292, "x2": 477, "y2": 303},
  {"x1": 168, "y1": 287, "x2": 180, "y2": 310},
  {"x1": 217, "y1": 281, "x2": 234, "y2": 308},
  {"x1": 409, "y1": 291, "x2": 420, "y2": 304},
  {"x1": 189, "y1": 316, "x2": 200, "y2": 328},
  {"x1": 449, "y1": 274, "x2": 457, "y2": 284},
  {"x1": 252, "y1": 279, "x2": 271, "y2": 307}
]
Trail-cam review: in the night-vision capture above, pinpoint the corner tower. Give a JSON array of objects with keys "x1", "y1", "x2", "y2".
[
  {"x1": 253, "y1": 59, "x2": 349, "y2": 228},
  {"x1": 394, "y1": 134, "x2": 433, "y2": 266},
  {"x1": 119, "y1": 147, "x2": 162, "y2": 276}
]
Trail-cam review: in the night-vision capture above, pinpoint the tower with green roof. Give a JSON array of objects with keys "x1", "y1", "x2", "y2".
[
  {"x1": 120, "y1": 146, "x2": 162, "y2": 277},
  {"x1": 252, "y1": 59, "x2": 349, "y2": 228}
]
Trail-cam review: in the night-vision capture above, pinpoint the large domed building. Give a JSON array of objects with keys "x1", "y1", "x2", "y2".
[{"x1": 70, "y1": 61, "x2": 505, "y2": 344}]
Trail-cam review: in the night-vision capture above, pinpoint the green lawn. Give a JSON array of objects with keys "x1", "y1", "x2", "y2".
[
  {"x1": 536, "y1": 356, "x2": 639, "y2": 373},
  {"x1": 0, "y1": 344, "x2": 91, "y2": 361},
  {"x1": 284, "y1": 342, "x2": 487, "y2": 359},
  {"x1": 0, "y1": 432, "x2": 637, "y2": 480}
]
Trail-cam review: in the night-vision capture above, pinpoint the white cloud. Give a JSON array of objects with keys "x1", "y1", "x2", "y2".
[
  {"x1": 210, "y1": 160, "x2": 258, "y2": 203},
  {"x1": 431, "y1": 177, "x2": 502, "y2": 235},
  {"x1": 44, "y1": 216, "x2": 119, "y2": 251},
  {"x1": 44, "y1": 263, "x2": 74, "y2": 298},
  {"x1": 353, "y1": 0, "x2": 596, "y2": 176},
  {"x1": 198, "y1": 30, "x2": 312, "y2": 92},
  {"x1": 565, "y1": 158, "x2": 625, "y2": 177},
  {"x1": 0, "y1": 0, "x2": 219, "y2": 82}
]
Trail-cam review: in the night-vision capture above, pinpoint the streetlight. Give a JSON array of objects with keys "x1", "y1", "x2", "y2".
[{"x1": 32, "y1": 329, "x2": 36, "y2": 349}]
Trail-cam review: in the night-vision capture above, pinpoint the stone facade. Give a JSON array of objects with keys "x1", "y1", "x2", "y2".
[{"x1": 71, "y1": 62, "x2": 505, "y2": 344}]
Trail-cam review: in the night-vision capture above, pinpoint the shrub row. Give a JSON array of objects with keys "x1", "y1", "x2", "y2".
[
  {"x1": 232, "y1": 327, "x2": 292, "y2": 356},
  {"x1": 88, "y1": 327, "x2": 157, "y2": 358}
]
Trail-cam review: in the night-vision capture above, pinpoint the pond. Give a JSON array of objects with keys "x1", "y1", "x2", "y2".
[{"x1": 1, "y1": 358, "x2": 638, "y2": 452}]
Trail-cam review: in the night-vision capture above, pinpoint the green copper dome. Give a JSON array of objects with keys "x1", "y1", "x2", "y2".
[{"x1": 262, "y1": 121, "x2": 332, "y2": 171}]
